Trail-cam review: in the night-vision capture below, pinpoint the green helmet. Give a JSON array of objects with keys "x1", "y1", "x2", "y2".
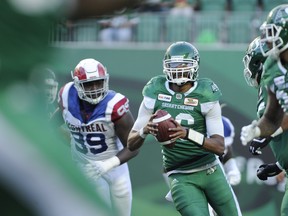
[
  {"x1": 243, "y1": 36, "x2": 268, "y2": 88},
  {"x1": 163, "y1": 41, "x2": 200, "y2": 85},
  {"x1": 260, "y1": 4, "x2": 288, "y2": 57}
]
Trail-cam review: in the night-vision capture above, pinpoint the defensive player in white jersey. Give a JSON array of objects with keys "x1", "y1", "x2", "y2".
[
  {"x1": 0, "y1": 0, "x2": 141, "y2": 215},
  {"x1": 56, "y1": 58, "x2": 138, "y2": 216}
]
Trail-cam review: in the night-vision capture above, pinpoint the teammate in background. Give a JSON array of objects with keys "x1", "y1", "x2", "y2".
[
  {"x1": 127, "y1": 41, "x2": 242, "y2": 216},
  {"x1": 242, "y1": 35, "x2": 288, "y2": 215},
  {"x1": 0, "y1": 0, "x2": 141, "y2": 215},
  {"x1": 240, "y1": 4, "x2": 288, "y2": 144},
  {"x1": 54, "y1": 58, "x2": 138, "y2": 216}
]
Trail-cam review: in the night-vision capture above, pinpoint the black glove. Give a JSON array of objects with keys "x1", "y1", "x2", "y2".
[
  {"x1": 257, "y1": 163, "x2": 282, "y2": 181},
  {"x1": 249, "y1": 136, "x2": 272, "y2": 155}
]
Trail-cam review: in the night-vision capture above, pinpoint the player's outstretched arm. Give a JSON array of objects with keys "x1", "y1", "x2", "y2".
[{"x1": 241, "y1": 88, "x2": 284, "y2": 145}]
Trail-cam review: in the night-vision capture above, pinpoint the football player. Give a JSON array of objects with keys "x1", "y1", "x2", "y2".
[
  {"x1": 127, "y1": 41, "x2": 242, "y2": 215},
  {"x1": 44, "y1": 69, "x2": 59, "y2": 117},
  {"x1": 29, "y1": 67, "x2": 59, "y2": 118},
  {"x1": 0, "y1": 1, "x2": 141, "y2": 215},
  {"x1": 55, "y1": 58, "x2": 138, "y2": 216},
  {"x1": 241, "y1": 4, "x2": 288, "y2": 144},
  {"x1": 242, "y1": 35, "x2": 288, "y2": 214},
  {"x1": 164, "y1": 113, "x2": 242, "y2": 216}
]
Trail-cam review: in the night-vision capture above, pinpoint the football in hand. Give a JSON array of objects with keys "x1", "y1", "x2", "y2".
[{"x1": 152, "y1": 109, "x2": 177, "y2": 148}]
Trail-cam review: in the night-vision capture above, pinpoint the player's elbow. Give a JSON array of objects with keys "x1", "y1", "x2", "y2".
[
  {"x1": 129, "y1": 148, "x2": 140, "y2": 157},
  {"x1": 127, "y1": 141, "x2": 139, "y2": 152}
]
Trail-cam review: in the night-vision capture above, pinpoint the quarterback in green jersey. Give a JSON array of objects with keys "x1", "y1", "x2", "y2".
[
  {"x1": 127, "y1": 41, "x2": 242, "y2": 216},
  {"x1": 241, "y1": 4, "x2": 288, "y2": 145}
]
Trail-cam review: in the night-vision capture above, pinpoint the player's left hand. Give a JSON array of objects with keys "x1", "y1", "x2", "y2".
[
  {"x1": 249, "y1": 136, "x2": 272, "y2": 155},
  {"x1": 84, "y1": 156, "x2": 120, "y2": 180},
  {"x1": 85, "y1": 161, "x2": 108, "y2": 179},
  {"x1": 257, "y1": 163, "x2": 282, "y2": 181},
  {"x1": 240, "y1": 120, "x2": 261, "y2": 146}
]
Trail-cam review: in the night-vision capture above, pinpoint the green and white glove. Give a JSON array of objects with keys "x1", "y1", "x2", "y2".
[{"x1": 241, "y1": 120, "x2": 261, "y2": 146}]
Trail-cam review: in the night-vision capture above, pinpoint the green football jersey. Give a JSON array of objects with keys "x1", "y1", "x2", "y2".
[
  {"x1": 256, "y1": 83, "x2": 267, "y2": 119},
  {"x1": 262, "y1": 56, "x2": 288, "y2": 110},
  {"x1": 258, "y1": 69, "x2": 288, "y2": 171},
  {"x1": 143, "y1": 75, "x2": 222, "y2": 171}
]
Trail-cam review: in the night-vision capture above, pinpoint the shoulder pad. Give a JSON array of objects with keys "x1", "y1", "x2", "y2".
[
  {"x1": 143, "y1": 75, "x2": 166, "y2": 99},
  {"x1": 196, "y1": 78, "x2": 222, "y2": 102}
]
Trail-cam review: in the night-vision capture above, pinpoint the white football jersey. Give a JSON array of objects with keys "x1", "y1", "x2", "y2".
[{"x1": 59, "y1": 82, "x2": 129, "y2": 163}]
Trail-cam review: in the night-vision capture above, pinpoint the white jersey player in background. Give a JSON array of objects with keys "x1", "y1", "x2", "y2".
[{"x1": 55, "y1": 58, "x2": 139, "y2": 216}]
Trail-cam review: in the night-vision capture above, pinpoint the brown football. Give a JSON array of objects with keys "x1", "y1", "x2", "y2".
[{"x1": 152, "y1": 110, "x2": 177, "y2": 148}]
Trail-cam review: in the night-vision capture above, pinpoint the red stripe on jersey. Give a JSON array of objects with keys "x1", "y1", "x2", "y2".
[
  {"x1": 111, "y1": 97, "x2": 129, "y2": 122},
  {"x1": 97, "y1": 63, "x2": 106, "y2": 77}
]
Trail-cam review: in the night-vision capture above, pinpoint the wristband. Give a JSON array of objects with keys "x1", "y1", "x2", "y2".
[
  {"x1": 187, "y1": 128, "x2": 204, "y2": 146},
  {"x1": 276, "y1": 161, "x2": 283, "y2": 170},
  {"x1": 271, "y1": 127, "x2": 283, "y2": 137},
  {"x1": 254, "y1": 126, "x2": 261, "y2": 138},
  {"x1": 139, "y1": 128, "x2": 147, "y2": 139}
]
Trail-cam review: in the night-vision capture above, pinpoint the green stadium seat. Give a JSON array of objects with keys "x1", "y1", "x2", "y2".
[
  {"x1": 225, "y1": 12, "x2": 253, "y2": 43},
  {"x1": 233, "y1": 3, "x2": 255, "y2": 12},
  {"x1": 194, "y1": 11, "x2": 223, "y2": 43},
  {"x1": 165, "y1": 15, "x2": 193, "y2": 42},
  {"x1": 136, "y1": 14, "x2": 161, "y2": 42},
  {"x1": 75, "y1": 20, "x2": 98, "y2": 41},
  {"x1": 201, "y1": 0, "x2": 226, "y2": 11}
]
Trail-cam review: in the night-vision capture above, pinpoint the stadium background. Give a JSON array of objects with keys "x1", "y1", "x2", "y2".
[
  {"x1": 48, "y1": 2, "x2": 288, "y2": 215},
  {"x1": 49, "y1": 44, "x2": 284, "y2": 215}
]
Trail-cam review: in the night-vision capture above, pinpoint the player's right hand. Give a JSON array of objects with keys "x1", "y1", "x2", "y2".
[
  {"x1": 240, "y1": 120, "x2": 261, "y2": 146},
  {"x1": 249, "y1": 136, "x2": 272, "y2": 155}
]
